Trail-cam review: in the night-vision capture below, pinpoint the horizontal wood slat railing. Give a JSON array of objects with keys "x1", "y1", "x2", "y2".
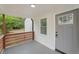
[
  {"x1": 4, "y1": 32, "x2": 34, "y2": 48},
  {"x1": 0, "y1": 36, "x2": 4, "y2": 53},
  {"x1": 0, "y1": 32, "x2": 34, "y2": 53}
]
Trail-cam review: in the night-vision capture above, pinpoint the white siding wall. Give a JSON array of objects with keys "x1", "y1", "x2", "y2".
[
  {"x1": 33, "y1": 5, "x2": 79, "y2": 50},
  {"x1": 33, "y1": 12, "x2": 55, "y2": 50}
]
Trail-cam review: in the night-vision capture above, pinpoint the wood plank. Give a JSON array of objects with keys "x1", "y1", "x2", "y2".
[
  {"x1": 0, "y1": 38, "x2": 3, "y2": 53},
  {"x1": 5, "y1": 32, "x2": 33, "y2": 48},
  {"x1": 6, "y1": 39, "x2": 32, "y2": 47},
  {"x1": 0, "y1": 32, "x2": 34, "y2": 53}
]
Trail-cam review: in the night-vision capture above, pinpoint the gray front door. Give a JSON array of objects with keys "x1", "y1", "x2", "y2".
[{"x1": 55, "y1": 13, "x2": 73, "y2": 53}]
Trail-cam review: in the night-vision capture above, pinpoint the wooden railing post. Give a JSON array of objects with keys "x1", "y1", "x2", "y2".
[
  {"x1": 2, "y1": 14, "x2": 6, "y2": 49},
  {"x1": 32, "y1": 32, "x2": 34, "y2": 40},
  {"x1": 0, "y1": 37, "x2": 4, "y2": 53},
  {"x1": 3, "y1": 35, "x2": 5, "y2": 49},
  {"x1": 31, "y1": 18, "x2": 34, "y2": 40}
]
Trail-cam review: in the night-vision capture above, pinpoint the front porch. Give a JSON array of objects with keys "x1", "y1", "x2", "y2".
[
  {"x1": 4, "y1": 40, "x2": 59, "y2": 54},
  {"x1": 1, "y1": 4, "x2": 78, "y2": 54},
  {"x1": 0, "y1": 33, "x2": 60, "y2": 54}
]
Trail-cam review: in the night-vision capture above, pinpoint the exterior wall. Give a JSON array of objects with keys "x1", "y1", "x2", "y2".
[
  {"x1": 33, "y1": 12, "x2": 55, "y2": 50},
  {"x1": 33, "y1": 5, "x2": 79, "y2": 50}
]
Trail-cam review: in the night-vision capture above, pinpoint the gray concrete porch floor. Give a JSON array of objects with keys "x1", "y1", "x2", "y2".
[{"x1": 4, "y1": 40, "x2": 60, "y2": 54}]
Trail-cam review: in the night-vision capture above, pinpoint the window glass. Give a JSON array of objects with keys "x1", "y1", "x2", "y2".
[{"x1": 40, "y1": 18, "x2": 47, "y2": 35}]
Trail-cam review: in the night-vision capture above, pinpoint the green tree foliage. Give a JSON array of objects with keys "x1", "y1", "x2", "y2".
[{"x1": 0, "y1": 14, "x2": 24, "y2": 34}]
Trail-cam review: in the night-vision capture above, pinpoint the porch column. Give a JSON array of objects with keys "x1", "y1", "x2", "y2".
[{"x1": 2, "y1": 14, "x2": 7, "y2": 34}]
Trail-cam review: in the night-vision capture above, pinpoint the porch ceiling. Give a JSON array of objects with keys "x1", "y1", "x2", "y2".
[{"x1": 0, "y1": 4, "x2": 79, "y2": 18}]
